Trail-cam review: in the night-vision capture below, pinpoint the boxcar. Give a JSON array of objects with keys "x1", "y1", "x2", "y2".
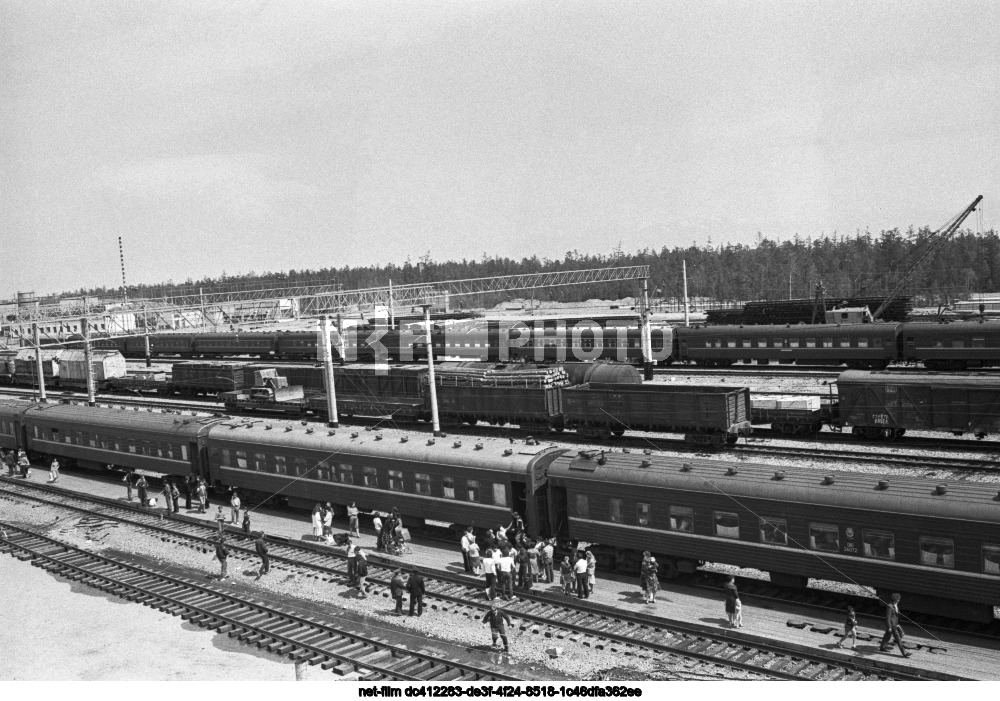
[
  {"x1": 56, "y1": 349, "x2": 127, "y2": 389},
  {"x1": 170, "y1": 362, "x2": 261, "y2": 396},
  {"x1": 901, "y1": 320, "x2": 1000, "y2": 370},
  {"x1": 433, "y1": 379, "x2": 563, "y2": 431},
  {"x1": 12, "y1": 349, "x2": 60, "y2": 385},
  {"x1": 562, "y1": 383, "x2": 751, "y2": 445},
  {"x1": 676, "y1": 323, "x2": 901, "y2": 368},
  {"x1": 546, "y1": 451, "x2": 1000, "y2": 621},
  {"x1": 837, "y1": 369, "x2": 1000, "y2": 439},
  {"x1": 20, "y1": 402, "x2": 217, "y2": 478},
  {"x1": 206, "y1": 420, "x2": 561, "y2": 537}
]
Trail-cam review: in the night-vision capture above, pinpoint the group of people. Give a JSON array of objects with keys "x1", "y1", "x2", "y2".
[
  {"x1": 388, "y1": 567, "x2": 426, "y2": 617},
  {"x1": 559, "y1": 549, "x2": 597, "y2": 599},
  {"x1": 213, "y1": 530, "x2": 271, "y2": 581},
  {"x1": 1, "y1": 449, "x2": 31, "y2": 479}
]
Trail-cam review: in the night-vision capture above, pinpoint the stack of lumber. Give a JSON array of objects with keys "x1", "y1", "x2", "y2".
[{"x1": 434, "y1": 364, "x2": 570, "y2": 388}]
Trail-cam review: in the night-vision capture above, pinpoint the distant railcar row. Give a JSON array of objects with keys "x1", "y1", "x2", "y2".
[
  {"x1": 76, "y1": 319, "x2": 1000, "y2": 371},
  {"x1": 2, "y1": 400, "x2": 999, "y2": 622}
]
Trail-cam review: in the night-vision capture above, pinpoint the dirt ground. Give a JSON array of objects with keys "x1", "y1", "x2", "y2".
[{"x1": 0, "y1": 556, "x2": 301, "y2": 681}]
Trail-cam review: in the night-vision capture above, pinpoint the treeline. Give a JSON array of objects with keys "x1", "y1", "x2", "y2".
[{"x1": 70, "y1": 228, "x2": 1000, "y2": 307}]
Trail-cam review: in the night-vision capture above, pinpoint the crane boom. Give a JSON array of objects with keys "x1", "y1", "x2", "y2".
[{"x1": 872, "y1": 195, "x2": 982, "y2": 321}]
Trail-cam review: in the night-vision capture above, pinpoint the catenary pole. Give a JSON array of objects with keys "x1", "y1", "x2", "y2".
[
  {"x1": 33, "y1": 323, "x2": 47, "y2": 403},
  {"x1": 424, "y1": 304, "x2": 441, "y2": 436},
  {"x1": 81, "y1": 317, "x2": 95, "y2": 406},
  {"x1": 641, "y1": 278, "x2": 653, "y2": 381},
  {"x1": 322, "y1": 315, "x2": 339, "y2": 428}
]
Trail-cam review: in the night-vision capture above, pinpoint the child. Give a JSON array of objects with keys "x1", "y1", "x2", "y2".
[
  {"x1": 839, "y1": 606, "x2": 858, "y2": 649},
  {"x1": 733, "y1": 597, "x2": 743, "y2": 628}
]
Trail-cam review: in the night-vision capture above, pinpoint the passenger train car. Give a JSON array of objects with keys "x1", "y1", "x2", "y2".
[{"x1": 3, "y1": 400, "x2": 999, "y2": 622}]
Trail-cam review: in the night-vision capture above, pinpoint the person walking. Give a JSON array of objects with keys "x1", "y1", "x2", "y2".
[
  {"x1": 4, "y1": 449, "x2": 15, "y2": 477},
  {"x1": 482, "y1": 602, "x2": 514, "y2": 653},
  {"x1": 215, "y1": 537, "x2": 230, "y2": 580},
  {"x1": 214, "y1": 505, "x2": 227, "y2": 535},
  {"x1": 47, "y1": 457, "x2": 60, "y2": 484},
  {"x1": 136, "y1": 475, "x2": 148, "y2": 507},
  {"x1": 390, "y1": 569, "x2": 406, "y2": 615},
  {"x1": 879, "y1": 593, "x2": 910, "y2": 657},
  {"x1": 229, "y1": 489, "x2": 241, "y2": 524},
  {"x1": 347, "y1": 502, "x2": 360, "y2": 538},
  {"x1": 838, "y1": 606, "x2": 858, "y2": 650},
  {"x1": 573, "y1": 553, "x2": 589, "y2": 599},
  {"x1": 17, "y1": 450, "x2": 30, "y2": 479},
  {"x1": 542, "y1": 539, "x2": 555, "y2": 584},
  {"x1": 560, "y1": 556, "x2": 574, "y2": 595},
  {"x1": 482, "y1": 548, "x2": 497, "y2": 600},
  {"x1": 496, "y1": 548, "x2": 515, "y2": 601},
  {"x1": 162, "y1": 479, "x2": 174, "y2": 512},
  {"x1": 254, "y1": 532, "x2": 270, "y2": 576},
  {"x1": 354, "y1": 546, "x2": 369, "y2": 598},
  {"x1": 242, "y1": 509, "x2": 252, "y2": 535},
  {"x1": 723, "y1": 576, "x2": 739, "y2": 627},
  {"x1": 460, "y1": 526, "x2": 474, "y2": 573},
  {"x1": 640, "y1": 552, "x2": 659, "y2": 604},
  {"x1": 585, "y1": 550, "x2": 596, "y2": 594},
  {"x1": 311, "y1": 504, "x2": 323, "y2": 541},
  {"x1": 407, "y1": 568, "x2": 425, "y2": 617}
]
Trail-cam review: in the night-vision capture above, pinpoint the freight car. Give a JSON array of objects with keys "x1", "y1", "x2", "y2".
[{"x1": 5, "y1": 401, "x2": 999, "y2": 622}]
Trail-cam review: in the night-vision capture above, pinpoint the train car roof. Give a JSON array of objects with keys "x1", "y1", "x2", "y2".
[
  {"x1": 206, "y1": 417, "x2": 564, "y2": 474},
  {"x1": 838, "y1": 370, "x2": 1000, "y2": 388},
  {"x1": 547, "y1": 451, "x2": 1000, "y2": 523},
  {"x1": 21, "y1": 402, "x2": 223, "y2": 438},
  {"x1": 679, "y1": 323, "x2": 899, "y2": 335},
  {"x1": 0, "y1": 398, "x2": 38, "y2": 419}
]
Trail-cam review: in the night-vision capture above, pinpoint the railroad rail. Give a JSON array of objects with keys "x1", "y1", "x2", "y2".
[
  {"x1": 0, "y1": 478, "x2": 942, "y2": 681},
  {"x1": 0, "y1": 520, "x2": 517, "y2": 682},
  {"x1": 732, "y1": 443, "x2": 1000, "y2": 474}
]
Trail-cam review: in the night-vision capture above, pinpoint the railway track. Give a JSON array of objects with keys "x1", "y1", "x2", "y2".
[
  {"x1": 0, "y1": 521, "x2": 516, "y2": 682},
  {"x1": 732, "y1": 443, "x2": 1000, "y2": 474},
  {"x1": 0, "y1": 478, "x2": 943, "y2": 681}
]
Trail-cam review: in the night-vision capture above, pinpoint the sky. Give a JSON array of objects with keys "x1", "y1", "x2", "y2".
[{"x1": 1, "y1": 0, "x2": 998, "y2": 299}]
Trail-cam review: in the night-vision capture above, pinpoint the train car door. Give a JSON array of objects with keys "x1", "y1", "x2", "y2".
[{"x1": 548, "y1": 486, "x2": 568, "y2": 540}]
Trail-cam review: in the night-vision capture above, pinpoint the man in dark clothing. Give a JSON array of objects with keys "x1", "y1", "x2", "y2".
[
  {"x1": 254, "y1": 532, "x2": 270, "y2": 576},
  {"x1": 215, "y1": 538, "x2": 230, "y2": 580},
  {"x1": 407, "y1": 568, "x2": 425, "y2": 617},
  {"x1": 123, "y1": 468, "x2": 136, "y2": 501},
  {"x1": 390, "y1": 569, "x2": 406, "y2": 615},
  {"x1": 136, "y1": 475, "x2": 148, "y2": 507},
  {"x1": 482, "y1": 603, "x2": 514, "y2": 653},
  {"x1": 185, "y1": 474, "x2": 197, "y2": 510},
  {"x1": 879, "y1": 593, "x2": 910, "y2": 657},
  {"x1": 170, "y1": 482, "x2": 180, "y2": 513},
  {"x1": 723, "y1": 575, "x2": 739, "y2": 626}
]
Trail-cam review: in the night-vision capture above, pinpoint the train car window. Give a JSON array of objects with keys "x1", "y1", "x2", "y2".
[
  {"x1": 862, "y1": 529, "x2": 895, "y2": 560},
  {"x1": 726, "y1": 340, "x2": 736, "y2": 348},
  {"x1": 253, "y1": 453, "x2": 267, "y2": 471},
  {"x1": 918, "y1": 536, "x2": 954, "y2": 568},
  {"x1": 415, "y1": 473, "x2": 431, "y2": 495},
  {"x1": 934, "y1": 339, "x2": 944, "y2": 348},
  {"x1": 362, "y1": 467, "x2": 378, "y2": 487},
  {"x1": 713, "y1": 511, "x2": 740, "y2": 539},
  {"x1": 575, "y1": 494, "x2": 590, "y2": 519},
  {"x1": 704, "y1": 340, "x2": 711, "y2": 348},
  {"x1": 388, "y1": 470, "x2": 405, "y2": 491},
  {"x1": 756, "y1": 339, "x2": 767, "y2": 348},
  {"x1": 49, "y1": 427, "x2": 58, "y2": 441},
  {"x1": 293, "y1": 458, "x2": 308, "y2": 477},
  {"x1": 669, "y1": 506, "x2": 693, "y2": 532},
  {"x1": 857, "y1": 338, "x2": 868, "y2": 348},
  {"x1": 637, "y1": 503, "x2": 650, "y2": 526},
  {"x1": 221, "y1": 449, "x2": 231, "y2": 467},
  {"x1": 741, "y1": 339, "x2": 751, "y2": 347},
  {"x1": 336, "y1": 464, "x2": 354, "y2": 484},
  {"x1": 274, "y1": 455, "x2": 287, "y2": 475},
  {"x1": 759, "y1": 518, "x2": 788, "y2": 545},
  {"x1": 809, "y1": 523, "x2": 840, "y2": 552},
  {"x1": 127, "y1": 441, "x2": 137, "y2": 454},
  {"x1": 838, "y1": 338, "x2": 850, "y2": 348},
  {"x1": 874, "y1": 338, "x2": 883, "y2": 349},
  {"x1": 442, "y1": 477, "x2": 455, "y2": 498},
  {"x1": 788, "y1": 339, "x2": 799, "y2": 348},
  {"x1": 235, "y1": 451, "x2": 247, "y2": 469},
  {"x1": 973, "y1": 337, "x2": 985, "y2": 348},
  {"x1": 609, "y1": 498, "x2": 623, "y2": 523},
  {"x1": 75, "y1": 430, "x2": 84, "y2": 444},
  {"x1": 493, "y1": 483, "x2": 507, "y2": 506},
  {"x1": 181, "y1": 444, "x2": 188, "y2": 461},
  {"x1": 772, "y1": 338, "x2": 782, "y2": 348},
  {"x1": 983, "y1": 544, "x2": 1000, "y2": 575},
  {"x1": 467, "y1": 480, "x2": 481, "y2": 502},
  {"x1": 952, "y1": 339, "x2": 964, "y2": 348},
  {"x1": 805, "y1": 338, "x2": 816, "y2": 348},
  {"x1": 823, "y1": 338, "x2": 833, "y2": 348}
]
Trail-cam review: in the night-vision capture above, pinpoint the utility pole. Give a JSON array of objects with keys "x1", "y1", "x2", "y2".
[
  {"x1": 388, "y1": 279, "x2": 395, "y2": 329},
  {"x1": 423, "y1": 304, "x2": 441, "y2": 436},
  {"x1": 32, "y1": 323, "x2": 47, "y2": 403},
  {"x1": 81, "y1": 317, "x2": 96, "y2": 406},
  {"x1": 143, "y1": 304, "x2": 151, "y2": 368},
  {"x1": 682, "y1": 260, "x2": 690, "y2": 327},
  {"x1": 640, "y1": 278, "x2": 653, "y2": 381},
  {"x1": 118, "y1": 236, "x2": 129, "y2": 309},
  {"x1": 321, "y1": 316, "x2": 339, "y2": 428}
]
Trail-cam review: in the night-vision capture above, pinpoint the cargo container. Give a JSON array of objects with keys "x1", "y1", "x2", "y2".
[
  {"x1": 170, "y1": 362, "x2": 263, "y2": 396},
  {"x1": 56, "y1": 349, "x2": 127, "y2": 389}
]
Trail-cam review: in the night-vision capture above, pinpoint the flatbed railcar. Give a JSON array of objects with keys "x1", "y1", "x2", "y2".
[{"x1": 7, "y1": 400, "x2": 1000, "y2": 622}]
